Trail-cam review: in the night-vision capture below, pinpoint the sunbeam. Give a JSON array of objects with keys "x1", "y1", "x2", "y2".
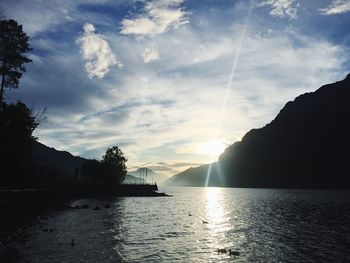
[
  {"x1": 205, "y1": 162, "x2": 213, "y2": 187},
  {"x1": 205, "y1": 0, "x2": 254, "y2": 187},
  {"x1": 218, "y1": 0, "x2": 254, "y2": 130}
]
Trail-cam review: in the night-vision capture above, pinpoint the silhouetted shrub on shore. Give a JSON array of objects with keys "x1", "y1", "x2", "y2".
[
  {"x1": 81, "y1": 146, "x2": 127, "y2": 191},
  {"x1": 0, "y1": 101, "x2": 38, "y2": 188}
]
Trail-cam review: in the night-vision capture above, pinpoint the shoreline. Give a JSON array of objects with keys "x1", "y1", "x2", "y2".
[{"x1": 0, "y1": 185, "x2": 169, "y2": 245}]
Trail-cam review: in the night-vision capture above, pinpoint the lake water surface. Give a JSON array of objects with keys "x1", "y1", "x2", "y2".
[{"x1": 19, "y1": 187, "x2": 350, "y2": 262}]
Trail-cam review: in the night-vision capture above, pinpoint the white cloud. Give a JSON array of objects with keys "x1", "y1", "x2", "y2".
[
  {"x1": 259, "y1": 0, "x2": 298, "y2": 19},
  {"x1": 142, "y1": 45, "x2": 160, "y2": 63},
  {"x1": 76, "y1": 23, "x2": 122, "y2": 78},
  {"x1": 120, "y1": 0, "x2": 189, "y2": 36},
  {"x1": 319, "y1": 0, "x2": 350, "y2": 15},
  {"x1": 120, "y1": 0, "x2": 189, "y2": 64}
]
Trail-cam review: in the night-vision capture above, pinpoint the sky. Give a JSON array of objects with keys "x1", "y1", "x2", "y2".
[{"x1": 1, "y1": 0, "x2": 349, "y2": 177}]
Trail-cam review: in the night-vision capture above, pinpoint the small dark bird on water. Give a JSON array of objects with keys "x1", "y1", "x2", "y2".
[
  {"x1": 202, "y1": 220, "x2": 208, "y2": 224},
  {"x1": 217, "y1": 248, "x2": 227, "y2": 253},
  {"x1": 71, "y1": 239, "x2": 75, "y2": 248}
]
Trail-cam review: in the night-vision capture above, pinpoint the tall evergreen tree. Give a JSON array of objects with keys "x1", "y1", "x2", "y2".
[{"x1": 0, "y1": 19, "x2": 32, "y2": 106}]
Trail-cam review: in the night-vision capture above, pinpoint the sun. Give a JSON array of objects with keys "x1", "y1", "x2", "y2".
[{"x1": 199, "y1": 139, "x2": 226, "y2": 157}]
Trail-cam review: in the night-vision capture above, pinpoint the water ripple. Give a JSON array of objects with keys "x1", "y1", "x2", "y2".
[{"x1": 14, "y1": 188, "x2": 350, "y2": 262}]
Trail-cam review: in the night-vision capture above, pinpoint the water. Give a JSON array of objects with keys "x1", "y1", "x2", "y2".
[{"x1": 18, "y1": 187, "x2": 350, "y2": 262}]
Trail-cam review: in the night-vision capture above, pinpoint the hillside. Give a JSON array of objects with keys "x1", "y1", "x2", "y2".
[
  {"x1": 164, "y1": 74, "x2": 350, "y2": 189},
  {"x1": 32, "y1": 141, "x2": 87, "y2": 177},
  {"x1": 162, "y1": 163, "x2": 220, "y2": 187}
]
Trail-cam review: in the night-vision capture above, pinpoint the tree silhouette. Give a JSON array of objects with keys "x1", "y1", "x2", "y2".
[
  {"x1": 80, "y1": 146, "x2": 127, "y2": 190},
  {"x1": 0, "y1": 101, "x2": 38, "y2": 187},
  {"x1": 101, "y1": 146, "x2": 127, "y2": 185},
  {"x1": 0, "y1": 19, "x2": 32, "y2": 107}
]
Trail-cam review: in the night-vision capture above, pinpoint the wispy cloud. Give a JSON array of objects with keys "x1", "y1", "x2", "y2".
[
  {"x1": 142, "y1": 45, "x2": 160, "y2": 63},
  {"x1": 259, "y1": 0, "x2": 298, "y2": 19},
  {"x1": 76, "y1": 23, "x2": 122, "y2": 78},
  {"x1": 319, "y1": 0, "x2": 350, "y2": 15},
  {"x1": 0, "y1": 0, "x2": 129, "y2": 36},
  {"x1": 120, "y1": 0, "x2": 189, "y2": 64},
  {"x1": 120, "y1": 0, "x2": 189, "y2": 36},
  {"x1": 0, "y1": 0, "x2": 72, "y2": 36}
]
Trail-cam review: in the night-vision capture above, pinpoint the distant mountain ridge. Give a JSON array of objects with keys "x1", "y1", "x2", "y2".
[
  {"x1": 163, "y1": 74, "x2": 350, "y2": 189},
  {"x1": 162, "y1": 163, "x2": 221, "y2": 187}
]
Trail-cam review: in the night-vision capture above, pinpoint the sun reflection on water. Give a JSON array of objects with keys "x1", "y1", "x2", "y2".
[
  {"x1": 205, "y1": 187, "x2": 226, "y2": 225},
  {"x1": 204, "y1": 187, "x2": 233, "y2": 257}
]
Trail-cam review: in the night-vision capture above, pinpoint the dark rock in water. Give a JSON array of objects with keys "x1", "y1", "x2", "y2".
[
  {"x1": 42, "y1": 228, "x2": 48, "y2": 232},
  {"x1": 104, "y1": 204, "x2": 111, "y2": 209},
  {"x1": 93, "y1": 207, "x2": 101, "y2": 211},
  {"x1": 49, "y1": 228, "x2": 53, "y2": 232},
  {"x1": 202, "y1": 220, "x2": 208, "y2": 224},
  {"x1": 81, "y1": 204, "x2": 89, "y2": 209},
  {"x1": 217, "y1": 248, "x2": 227, "y2": 253},
  {"x1": 229, "y1": 250, "x2": 240, "y2": 256}
]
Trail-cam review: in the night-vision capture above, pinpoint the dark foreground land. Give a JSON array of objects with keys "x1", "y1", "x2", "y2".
[
  {"x1": 0, "y1": 184, "x2": 168, "y2": 262},
  {"x1": 0, "y1": 189, "x2": 74, "y2": 262}
]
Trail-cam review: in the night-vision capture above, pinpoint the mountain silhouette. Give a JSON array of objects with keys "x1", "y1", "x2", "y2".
[{"x1": 164, "y1": 74, "x2": 350, "y2": 189}]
